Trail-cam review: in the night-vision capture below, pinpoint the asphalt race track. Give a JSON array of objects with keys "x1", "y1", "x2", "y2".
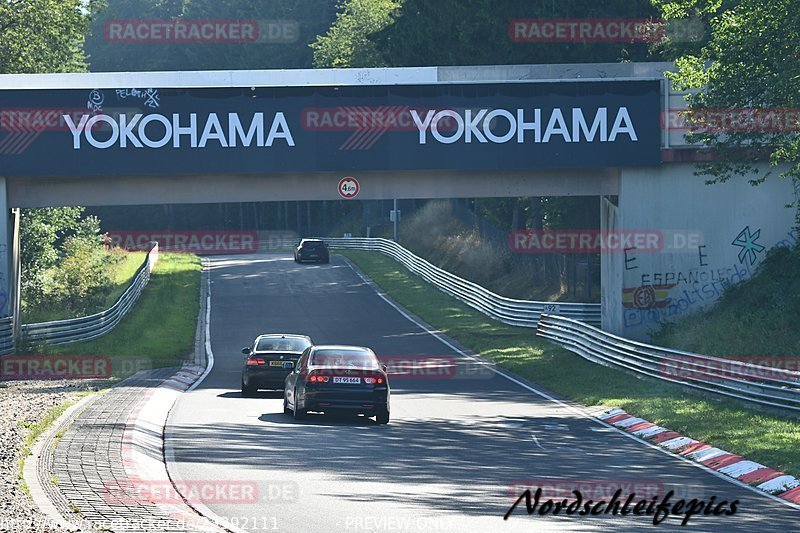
[{"x1": 166, "y1": 253, "x2": 799, "y2": 532}]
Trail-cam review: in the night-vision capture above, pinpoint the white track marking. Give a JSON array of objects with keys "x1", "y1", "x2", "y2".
[
  {"x1": 530, "y1": 433, "x2": 545, "y2": 450},
  {"x1": 165, "y1": 259, "x2": 250, "y2": 533}
]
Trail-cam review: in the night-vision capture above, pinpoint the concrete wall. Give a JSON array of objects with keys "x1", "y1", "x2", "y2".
[{"x1": 605, "y1": 162, "x2": 797, "y2": 340}]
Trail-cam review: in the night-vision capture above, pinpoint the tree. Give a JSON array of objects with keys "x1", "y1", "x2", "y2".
[
  {"x1": 84, "y1": 0, "x2": 339, "y2": 71},
  {"x1": 0, "y1": 0, "x2": 100, "y2": 73},
  {"x1": 19, "y1": 207, "x2": 105, "y2": 310},
  {"x1": 654, "y1": 0, "x2": 800, "y2": 221},
  {"x1": 311, "y1": 0, "x2": 402, "y2": 68},
  {"x1": 371, "y1": 0, "x2": 662, "y2": 67}
]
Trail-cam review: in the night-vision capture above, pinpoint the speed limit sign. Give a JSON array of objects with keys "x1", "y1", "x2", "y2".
[{"x1": 338, "y1": 177, "x2": 360, "y2": 199}]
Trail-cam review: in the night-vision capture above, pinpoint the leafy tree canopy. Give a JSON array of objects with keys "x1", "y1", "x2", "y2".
[
  {"x1": 85, "y1": 0, "x2": 338, "y2": 71},
  {"x1": 655, "y1": 0, "x2": 800, "y2": 195},
  {"x1": 0, "y1": 0, "x2": 98, "y2": 73},
  {"x1": 313, "y1": 0, "x2": 664, "y2": 68}
]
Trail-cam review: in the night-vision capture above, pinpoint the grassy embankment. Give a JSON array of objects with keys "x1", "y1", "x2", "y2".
[
  {"x1": 340, "y1": 248, "x2": 800, "y2": 478},
  {"x1": 22, "y1": 251, "x2": 147, "y2": 324},
  {"x1": 45, "y1": 253, "x2": 202, "y2": 377}
]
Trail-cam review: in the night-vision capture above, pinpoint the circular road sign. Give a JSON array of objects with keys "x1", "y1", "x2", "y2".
[{"x1": 338, "y1": 176, "x2": 360, "y2": 199}]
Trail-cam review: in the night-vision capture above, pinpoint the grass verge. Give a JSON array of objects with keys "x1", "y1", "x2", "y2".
[
  {"x1": 23, "y1": 251, "x2": 147, "y2": 324},
  {"x1": 47, "y1": 253, "x2": 202, "y2": 376},
  {"x1": 340, "y1": 249, "x2": 800, "y2": 478},
  {"x1": 653, "y1": 246, "x2": 800, "y2": 359},
  {"x1": 17, "y1": 393, "x2": 90, "y2": 495}
]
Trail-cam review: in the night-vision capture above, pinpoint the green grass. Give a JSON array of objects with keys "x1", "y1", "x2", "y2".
[
  {"x1": 23, "y1": 251, "x2": 147, "y2": 324},
  {"x1": 17, "y1": 396, "x2": 82, "y2": 495},
  {"x1": 340, "y1": 249, "x2": 800, "y2": 478},
  {"x1": 653, "y1": 246, "x2": 800, "y2": 359},
  {"x1": 48, "y1": 253, "x2": 202, "y2": 376}
]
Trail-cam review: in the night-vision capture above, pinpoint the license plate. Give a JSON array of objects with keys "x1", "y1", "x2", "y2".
[
  {"x1": 269, "y1": 361, "x2": 284, "y2": 367},
  {"x1": 333, "y1": 376, "x2": 361, "y2": 384}
]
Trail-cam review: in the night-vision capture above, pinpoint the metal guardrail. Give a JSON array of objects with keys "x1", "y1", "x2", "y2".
[
  {"x1": 20, "y1": 243, "x2": 159, "y2": 346},
  {"x1": 537, "y1": 314, "x2": 800, "y2": 412},
  {"x1": 0, "y1": 317, "x2": 13, "y2": 355},
  {"x1": 324, "y1": 237, "x2": 601, "y2": 326}
]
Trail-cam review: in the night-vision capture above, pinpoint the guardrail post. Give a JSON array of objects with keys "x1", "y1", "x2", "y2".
[{"x1": 10, "y1": 208, "x2": 21, "y2": 345}]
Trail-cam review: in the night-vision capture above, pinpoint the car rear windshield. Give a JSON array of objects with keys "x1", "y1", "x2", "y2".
[
  {"x1": 255, "y1": 337, "x2": 310, "y2": 352},
  {"x1": 310, "y1": 350, "x2": 379, "y2": 369},
  {"x1": 302, "y1": 241, "x2": 324, "y2": 249}
]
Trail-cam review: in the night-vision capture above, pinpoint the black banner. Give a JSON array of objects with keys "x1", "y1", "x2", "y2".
[{"x1": 0, "y1": 80, "x2": 661, "y2": 177}]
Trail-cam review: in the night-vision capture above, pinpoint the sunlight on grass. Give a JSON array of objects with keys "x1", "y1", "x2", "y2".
[
  {"x1": 341, "y1": 249, "x2": 800, "y2": 477},
  {"x1": 51, "y1": 253, "x2": 201, "y2": 376}
]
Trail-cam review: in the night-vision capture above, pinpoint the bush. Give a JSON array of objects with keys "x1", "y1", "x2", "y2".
[{"x1": 45, "y1": 237, "x2": 117, "y2": 314}]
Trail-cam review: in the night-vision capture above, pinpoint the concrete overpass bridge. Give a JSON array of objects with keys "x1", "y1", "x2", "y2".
[{"x1": 0, "y1": 62, "x2": 794, "y2": 339}]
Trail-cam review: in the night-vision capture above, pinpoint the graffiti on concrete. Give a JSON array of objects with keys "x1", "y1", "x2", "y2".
[{"x1": 732, "y1": 225, "x2": 765, "y2": 266}]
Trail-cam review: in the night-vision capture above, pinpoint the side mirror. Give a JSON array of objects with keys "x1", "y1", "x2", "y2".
[
  {"x1": 242, "y1": 347, "x2": 250, "y2": 355},
  {"x1": 382, "y1": 364, "x2": 388, "y2": 372}
]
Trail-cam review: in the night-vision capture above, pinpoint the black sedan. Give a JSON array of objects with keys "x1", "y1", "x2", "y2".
[
  {"x1": 241, "y1": 334, "x2": 313, "y2": 396},
  {"x1": 294, "y1": 239, "x2": 330, "y2": 263},
  {"x1": 283, "y1": 345, "x2": 390, "y2": 424}
]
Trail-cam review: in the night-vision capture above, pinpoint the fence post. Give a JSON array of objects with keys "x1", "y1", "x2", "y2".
[{"x1": 10, "y1": 208, "x2": 21, "y2": 347}]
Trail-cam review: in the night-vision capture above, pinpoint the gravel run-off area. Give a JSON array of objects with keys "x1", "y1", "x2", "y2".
[{"x1": 0, "y1": 378, "x2": 110, "y2": 533}]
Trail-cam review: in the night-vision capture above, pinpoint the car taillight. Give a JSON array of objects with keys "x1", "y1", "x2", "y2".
[
  {"x1": 364, "y1": 376, "x2": 385, "y2": 385},
  {"x1": 308, "y1": 374, "x2": 330, "y2": 383},
  {"x1": 246, "y1": 358, "x2": 265, "y2": 366}
]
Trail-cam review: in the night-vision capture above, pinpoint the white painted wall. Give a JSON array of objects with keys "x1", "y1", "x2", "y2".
[{"x1": 606, "y1": 162, "x2": 797, "y2": 340}]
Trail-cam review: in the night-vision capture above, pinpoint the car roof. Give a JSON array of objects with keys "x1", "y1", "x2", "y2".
[
  {"x1": 254, "y1": 333, "x2": 312, "y2": 341},
  {"x1": 300, "y1": 238, "x2": 325, "y2": 243},
  {"x1": 310, "y1": 345, "x2": 374, "y2": 354}
]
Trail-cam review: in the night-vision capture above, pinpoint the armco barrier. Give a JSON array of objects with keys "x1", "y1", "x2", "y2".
[
  {"x1": 323, "y1": 237, "x2": 600, "y2": 326},
  {"x1": 537, "y1": 314, "x2": 800, "y2": 412},
  {"x1": 0, "y1": 317, "x2": 13, "y2": 355},
  {"x1": 20, "y1": 243, "x2": 159, "y2": 346}
]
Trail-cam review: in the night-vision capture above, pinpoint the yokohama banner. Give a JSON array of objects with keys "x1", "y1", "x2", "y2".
[{"x1": 0, "y1": 80, "x2": 660, "y2": 176}]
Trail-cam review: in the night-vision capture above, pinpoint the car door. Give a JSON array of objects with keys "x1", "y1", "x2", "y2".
[{"x1": 287, "y1": 349, "x2": 310, "y2": 405}]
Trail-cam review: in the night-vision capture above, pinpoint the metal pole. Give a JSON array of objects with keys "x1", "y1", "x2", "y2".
[
  {"x1": 11, "y1": 208, "x2": 21, "y2": 345},
  {"x1": 393, "y1": 198, "x2": 398, "y2": 242}
]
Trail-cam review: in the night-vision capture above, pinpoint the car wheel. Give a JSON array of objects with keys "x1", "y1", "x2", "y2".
[
  {"x1": 283, "y1": 391, "x2": 292, "y2": 415},
  {"x1": 376, "y1": 409, "x2": 390, "y2": 425},
  {"x1": 293, "y1": 391, "x2": 306, "y2": 420},
  {"x1": 241, "y1": 379, "x2": 257, "y2": 397}
]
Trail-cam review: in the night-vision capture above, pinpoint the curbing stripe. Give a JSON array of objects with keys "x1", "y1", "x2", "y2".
[
  {"x1": 660, "y1": 437, "x2": 697, "y2": 451},
  {"x1": 626, "y1": 421, "x2": 655, "y2": 433},
  {"x1": 595, "y1": 407, "x2": 800, "y2": 507},
  {"x1": 719, "y1": 461, "x2": 767, "y2": 478},
  {"x1": 738, "y1": 468, "x2": 783, "y2": 485},
  {"x1": 634, "y1": 425, "x2": 668, "y2": 438},
  {"x1": 604, "y1": 413, "x2": 633, "y2": 424},
  {"x1": 705, "y1": 454, "x2": 743, "y2": 470},
  {"x1": 757, "y1": 475, "x2": 799, "y2": 493},
  {"x1": 778, "y1": 486, "x2": 800, "y2": 503},
  {"x1": 614, "y1": 416, "x2": 646, "y2": 428}
]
